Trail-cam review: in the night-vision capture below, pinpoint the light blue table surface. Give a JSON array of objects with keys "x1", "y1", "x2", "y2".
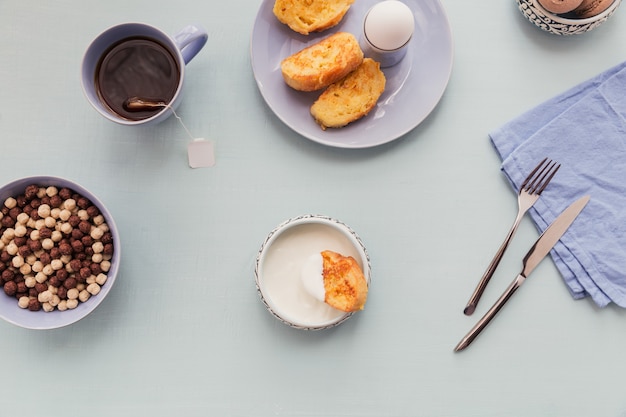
[{"x1": 1, "y1": 1, "x2": 625, "y2": 416}]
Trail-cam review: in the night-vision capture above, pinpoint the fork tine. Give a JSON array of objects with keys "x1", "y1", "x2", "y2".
[
  {"x1": 520, "y1": 157, "x2": 548, "y2": 190},
  {"x1": 526, "y1": 160, "x2": 560, "y2": 194},
  {"x1": 535, "y1": 162, "x2": 560, "y2": 194}
]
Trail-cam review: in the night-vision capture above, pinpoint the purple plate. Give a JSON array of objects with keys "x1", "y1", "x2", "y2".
[{"x1": 250, "y1": 0, "x2": 454, "y2": 148}]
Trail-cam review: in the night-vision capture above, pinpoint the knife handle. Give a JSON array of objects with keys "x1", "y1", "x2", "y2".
[{"x1": 454, "y1": 274, "x2": 526, "y2": 352}]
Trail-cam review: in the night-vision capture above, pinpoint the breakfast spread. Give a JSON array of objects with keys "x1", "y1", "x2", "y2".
[
  {"x1": 311, "y1": 57, "x2": 386, "y2": 130},
  {"x1": 273, "y1": 0, "x2": 355, "y2": 35},
  {"x1": 0, "y1": 185, "x2": 114, "y2": 312},
  {"x1": 280, "y1": 32, "x2": 364, "y2": 92}
]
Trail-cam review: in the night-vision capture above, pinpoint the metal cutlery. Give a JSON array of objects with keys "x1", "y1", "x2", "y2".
[
  {"x1": 464, "y1": 158, "x2": 561, "y2": 315},
  {"x1": 454, "y1": 195, "x2": 590, "y2": 352}
]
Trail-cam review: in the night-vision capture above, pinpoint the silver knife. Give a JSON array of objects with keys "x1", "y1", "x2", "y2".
[{"x1": 454, "y1": 195, "x2": 590, "y2": 352}]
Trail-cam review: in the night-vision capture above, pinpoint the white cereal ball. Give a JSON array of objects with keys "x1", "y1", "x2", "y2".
[
  {"x1": 18, "y1": 296, "x2": 30, "y2": 309},
  {"x1": 25, "y1": 276, "x2": 36, "y2": 288},
  {"x1": 19, "y1": 263, "x2": 31, "y2": 276},
  {"x1": 4, "y1": 197, "x2": 17, "y2": 209},
  {"x1": 37, "y1": 204, "x2": 51, "y2": 219},
  {"x1": 44, "y1": 216, "x2": 56, "y2": 229},
  {"x1": 67, "y1": 288, "x2": 79, "y2": 300},
  {"x1": 87, "y1": 283, "x2": 101, "y2": 295},
  {"x1": 35, "y1": 272, "x2": 47, "y2": 283},
  {"x1": 90, "y1": 227, "x2": 104, "y2": 240},
  {"x1": 66, "y1": 299, "x2": 79, "y2": 309},
  {"x1": 12, "y1": 255, "x2": 24, "y2": 268},
  {"x1": 38, "y1": 290, "x2": 53, "y2": 303},
  {"x1": 63, "y1": 199, "x2": 76, "y2": 211},
  {"x1": 77, "y1": 210, "x2": 88, "y2": 221},
  {"x1": 35, "y1": 219, "x2": 45, "y2": 230},
  {"x1": 42, "y1": 264, "x2": 53, "y2": 276},
  {"x1": 2, "y1": 227, "x2": 15, "y2": 241},
  {"x1": 51, "y1": 230, "x2": 62, "y2": 242},
  {"x1": 50, "y1": 295, "x2": 60, "y2": 307},
  {"x1": 41, "y1": 238, "x2": 54, "y2": 250},
  {"x1": 42, "y1": 302, "x2": 54, "y2": 312},
  {"x1": 92, "y1": 241, "x2": 104, "y2": 254},
  {"x1": 60, "y1": 222, "x2": 72, "y2": 235},
  {"x1": 57, "y1": 300, "x2": 68, "y2": 311},
  {"x1": 31, "y1": 261, "x2": 43, "y2": 273},
  {"x1": 59, "y1": 209, "x2": 71, "y2": 221},
  {"x1": 100, "y1": 260, "x2": 111, "y2": 272},
  {"x1": 45, "y1": 186, "x2": 58, "y2": 197},
  {"x1": 96, "y1": 273, "x2": 108, "y2": 285},
  {"x1": 6, "y1": 242, "x2": 18, "y2": 256},
  {"x1": 91, "y1": 253, "x2": 103, "y2": 263},
  {"x1": 25, "y1": 254, "x2": 36, "y2": 265},
  {"x1": 78, "y1": 289, "x2": 90, "y2": 302},
  {"x1": 50, "y1": 208, "x2": 61, "y2": 219},
  {"x1": 14, "y1": 225, "x2": 27, "y2": 238},
  {"x1": 16, "y1": 212, "x2": 29, "y2": 225},
  {"x1": 50, "y1": 259, "x2": 63, "y2": 271}
]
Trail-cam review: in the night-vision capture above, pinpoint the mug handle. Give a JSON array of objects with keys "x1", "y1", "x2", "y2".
[{"x1": 172, "y1": 24, "x2": 208, "y2": 65}]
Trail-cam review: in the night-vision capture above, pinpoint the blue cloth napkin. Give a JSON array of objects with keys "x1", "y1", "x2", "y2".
[{"x1": 490, "y1": 61, "x2": 626, "y2": 308}]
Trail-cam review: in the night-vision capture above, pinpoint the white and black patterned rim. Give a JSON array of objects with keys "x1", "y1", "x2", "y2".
[
  {"x1": 516, "y1": 0, "x2": 620, "y2": 35},
  {"x1": 254, "y1": 214, "x2": 371, "y2": 331}
]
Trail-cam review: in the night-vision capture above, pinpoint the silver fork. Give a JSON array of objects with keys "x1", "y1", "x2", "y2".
[{"x1": 463, "y1": 157, "x2": 560, "y2": 316}]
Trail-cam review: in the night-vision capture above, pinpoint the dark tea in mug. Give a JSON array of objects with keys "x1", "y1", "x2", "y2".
[{"x1": 94, "y1": 37, "x2": 180, "y2": 121}]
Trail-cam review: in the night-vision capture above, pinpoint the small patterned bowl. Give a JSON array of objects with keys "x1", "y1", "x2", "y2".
[
  {"x1": 255, "y1": 215, "x2": 371, "y2": 330},
  {"x1": 0, "y1": 176, "x2": 120, "y2": 329},
  {"x1": 516, "y1": 0, "x2": 622, "y2": 35}
]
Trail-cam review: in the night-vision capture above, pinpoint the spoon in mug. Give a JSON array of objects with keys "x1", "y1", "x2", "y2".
[{"x1": 123, "y1": 97, "x2": 167, "y2": 112}]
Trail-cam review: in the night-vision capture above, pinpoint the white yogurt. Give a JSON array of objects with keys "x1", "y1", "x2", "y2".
[
  {"x1": 258, "y1": 220, "x2": 366, "y2": 328},
  {"x1": 301, "y1": 253, "x2": 326, "y2": 303}
]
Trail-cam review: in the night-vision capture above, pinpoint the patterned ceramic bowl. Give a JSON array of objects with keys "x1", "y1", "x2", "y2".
[
  {"x1": 255, "y1": 215, "x2": 371, "y2": 330},
  {"x1": 0, "y1": 176, "x2": 120, "y2": 329},
  {"x1": 516, "y1": 0, "x2": 622, "y2": 35}
]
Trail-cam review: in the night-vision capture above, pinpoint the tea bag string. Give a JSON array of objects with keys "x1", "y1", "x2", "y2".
[{"x1": 164, "y1": 104, "x2": 195, "y2": 141}]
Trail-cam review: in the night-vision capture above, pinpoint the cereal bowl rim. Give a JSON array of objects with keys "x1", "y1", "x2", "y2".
[
  {"x1": 0, "y1": 176, "x2": 121, "y2": 330},
  {"x1": 254, "y1": 214, "x2": 371, "y2": 331}
]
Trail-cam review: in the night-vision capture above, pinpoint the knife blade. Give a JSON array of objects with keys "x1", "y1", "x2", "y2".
[{"x1": 454, "y1": 195, "x2": 590, "y2": 352}]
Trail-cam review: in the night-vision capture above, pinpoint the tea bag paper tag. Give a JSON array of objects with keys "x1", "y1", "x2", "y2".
[{"x1": 187, "y1": 138, "x2": 215, "y2": 168}]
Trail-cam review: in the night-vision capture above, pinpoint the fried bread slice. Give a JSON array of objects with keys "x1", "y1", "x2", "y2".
[
  {"x1": 273, "y1": 0, "x2": 355, "y2": 35},
  {"x1": 310, "y1": 57, "x2": 385, "y2": 130},
  {"x1": 281, "y1": 32, "x2": 364, "y2": 92},
  {"x1": 321, "y1": 250, "x2": 368, "y2": 312}
]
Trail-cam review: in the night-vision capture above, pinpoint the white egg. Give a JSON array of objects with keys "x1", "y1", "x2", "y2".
[{"x1": 364, "y1": 0, "x2": 415, "y2": 51}]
